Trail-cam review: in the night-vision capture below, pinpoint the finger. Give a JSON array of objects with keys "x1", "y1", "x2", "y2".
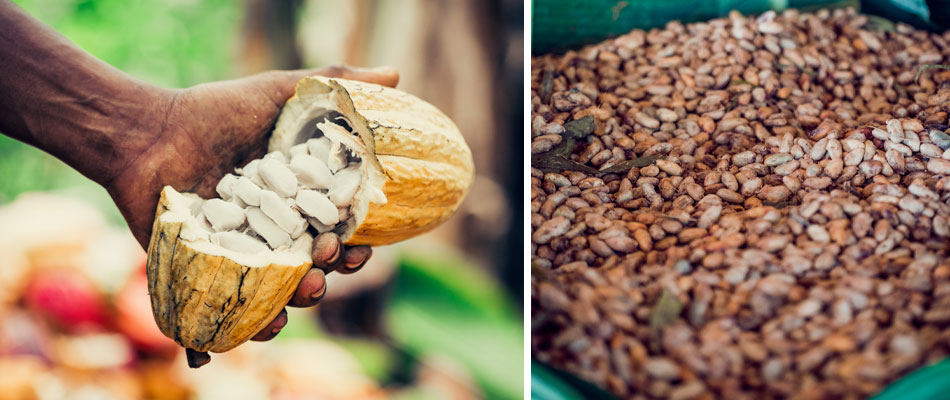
[
  {"x1": 251, "y1": 308, "x2": 288, "y2": 341},
  {"x1": 311, "y1": 232, "x2": 345, "y2": 273},
  {"x1": 336, "y1": 246, "x2": 372, "y2": 275},
  {"x1": 295, "y1": 65, "x2": 400, "y2": 88},
  {"x1": 245, "y1": 65, "x2": 400, "y2": 111},
  {"x1": 289, "y1": 268, "x2": 327, "y2": 307}
]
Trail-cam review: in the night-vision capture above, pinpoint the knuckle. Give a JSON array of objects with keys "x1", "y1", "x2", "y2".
[{"x1": 321, "y1": 64, "x2": 349, "y2": 77}]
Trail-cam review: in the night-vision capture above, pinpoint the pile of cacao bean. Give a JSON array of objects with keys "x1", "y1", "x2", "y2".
[{"x1": 531, "y1": 8, "x2": 950, "y2": 399}]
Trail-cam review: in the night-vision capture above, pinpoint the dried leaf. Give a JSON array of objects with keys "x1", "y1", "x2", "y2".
[
  {"x1": 610, "y1": 1, "x2": 629, "y2": 21},
  {"x1": 725, "y1": 94, "x2": 740, "y2": 112},
  {"x1": 531, "y1": 260, "x2": 551, "y2": 281},
  {"x1": 865, "y1": 15, "x2": 896, "y2": 32},
  {"x1": 541, "y1": 69, "x2": 554, "y2": 104},
  {"x1": 530, "y1": 115, "x2": 602, "y2": 174},
  {"x1": 549, "y1": 137, "x2": 575, "y2": 157},
  {"x1": 915, "y1": 64, "x2": 950, "y2": 84},
  {"x1": 564, "y1": 115, "x2": 596, "y2": 139},
  {"x1": 730, "y1": 78, "x2": 759, "y2": 88},
  {"x1": 650, "y1": 288, "x2": 683, "y2": 332},
  {"x1": 531, "y1": 154, "x2": 599, "y2": 174},
  {"x1": 796, "y1": 0, "x2": 857, "y2": 13},
  {"x1": 762, "y1": 201, "x2": 797, "y2": 209},
  {"x1": 597, "y1": 154, "x2": 664, "y2": 175},
  {"x1": 779, "y1": 56, "x2": 816, "y2": 77},
  {"x1": 653, "y1": 212, "x2": 696, "y2": 223},
  {"x1": 536, "y1": 116, "x2": 593, "y2": 158},
  {"x1": 894, "y1": 83, "x2": 908, "y2": 99}
]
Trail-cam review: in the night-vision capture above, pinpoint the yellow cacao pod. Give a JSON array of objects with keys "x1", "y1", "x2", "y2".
[{"x1": 145, "y1": 77, "x2": 473, "y2": 362}]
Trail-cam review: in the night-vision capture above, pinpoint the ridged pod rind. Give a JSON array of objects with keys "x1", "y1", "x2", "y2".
[
  {"x1": 269, "y1": 77, "x2": 474, "y2": 246},
  {"x1": 145, "y1": 187, "x2": 311, "y2": 353}
]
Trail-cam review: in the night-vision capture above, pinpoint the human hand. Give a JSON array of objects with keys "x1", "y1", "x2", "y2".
[{"x1": 106, "y1": 64, "x2": 395, "y2": 342}]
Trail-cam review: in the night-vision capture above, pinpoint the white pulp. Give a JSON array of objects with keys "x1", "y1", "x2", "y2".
[{"x1": 194, "y1": 120, "x2": 365, "y2": 254}]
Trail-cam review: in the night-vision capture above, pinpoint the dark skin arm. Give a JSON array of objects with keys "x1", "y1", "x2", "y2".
[{"x1": 0, "y1": 0, "x2": 390, "y2": 339}]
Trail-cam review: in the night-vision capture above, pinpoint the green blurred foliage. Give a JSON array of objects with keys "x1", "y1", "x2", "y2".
[
  {"x1": 278, "y1": 308, "x2": 397, "y2": 383},
  {"x1": 277, "y1": 247, "x2": 526, "y2": 398},
  {"x1": 13, "y1": 0, "x2": 239, "y2": 88},
  {"x1": 386, "y1": 250, "x2": 524, "y2": 400},
  {"x1": 0, "y1": 123, "x2": 126, "y2": 224},
  {"x1": 3, "y1": 0, "x2": 241, "y2": 219}
]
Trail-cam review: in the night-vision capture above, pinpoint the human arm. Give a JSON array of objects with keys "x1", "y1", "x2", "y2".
[{"x1": 0, "y1": 0, "x2": 394, "y2": 339}]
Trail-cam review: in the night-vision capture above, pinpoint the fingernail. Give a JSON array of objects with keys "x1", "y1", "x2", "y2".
[
  {"x1": 311, "y1": 287, "x2": 326, "y2": 301},
  {"x1": 311, "y1": 269, "x2": 327, "y2": 299},
  {"x1": 326, "y1": 248, "x2": 341, "y2": 266},
  {"x1": 312, "y1": 287, "x2": 327, "y2": 302},
  {"x1": 344, "y1": 256, "x2": 367, "y2": 271},
  {"x1": 343, "y1": 247, "x2": 371, "y2": 270},
  {"x1": 344, "y1": 251, "x2": 363, "y2": 265},
  {"x1": 314, "y1": 234, "x2": 342, "y2": 265}
]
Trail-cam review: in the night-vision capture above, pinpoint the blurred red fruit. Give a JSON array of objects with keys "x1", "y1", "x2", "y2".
[
  {"x1": 115, "y1": 268, "x2": 176, "y2": 354},
  {"x1": 22, "y1": 267, "x2": 109, "y2": 332}
]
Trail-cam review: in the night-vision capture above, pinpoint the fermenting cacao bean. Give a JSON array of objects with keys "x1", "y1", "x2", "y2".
[{"x1": 531, "y1": 8, "x2": 950, "y2": 398}]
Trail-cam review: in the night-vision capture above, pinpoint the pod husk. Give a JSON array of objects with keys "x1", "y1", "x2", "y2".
[
  {"x1": 269, "y1": 76, "x2": 475, "y2": 246},
  {"x1": 146, "y1": 187, "x2": 311, "y2": 354}
]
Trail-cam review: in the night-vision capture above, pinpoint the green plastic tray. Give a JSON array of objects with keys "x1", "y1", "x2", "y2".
[{"x1": 531, "y1": 0, "x2": 943, "y2": 54}]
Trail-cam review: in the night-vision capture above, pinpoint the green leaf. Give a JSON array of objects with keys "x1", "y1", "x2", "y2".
[{"x1": 386, "y1": 249, "x2": 523, "y2": 400}]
